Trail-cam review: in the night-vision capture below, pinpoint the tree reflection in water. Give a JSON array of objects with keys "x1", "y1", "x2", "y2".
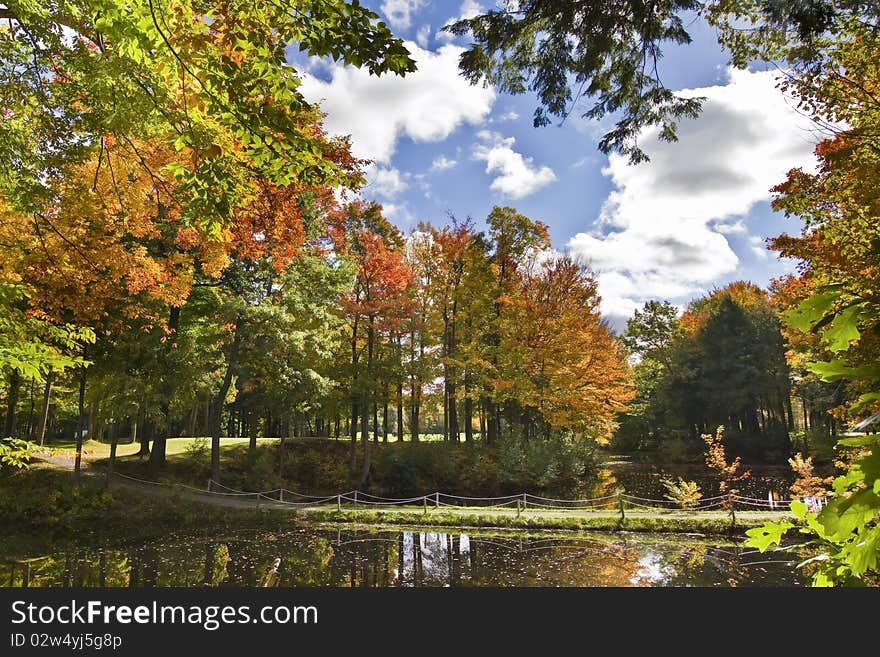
[{"x1": 0, "y1": 528, "x2": 803, "y2": 588}]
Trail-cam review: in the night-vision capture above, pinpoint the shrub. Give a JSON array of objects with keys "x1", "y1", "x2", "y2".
[{"x1": 661, "y1": 477, "x2": 703, "y2": 509}]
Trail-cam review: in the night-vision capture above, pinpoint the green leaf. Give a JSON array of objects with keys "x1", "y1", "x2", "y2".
[
  {"x1": 850, "y1": 392, "x2": 880, "y2": 414},
  {"x1": 790, "y1": 500, "x2": 807, "y2": 521},
  {"x1": 812, "y1": 571, "x2": 834, "y2": 587},
  {"x1": 823, "y1": 306, "x2": 861, "y2": 352},
  {"x1": 745, "y1": 521, "x2": 794, "y2": 551},
  {"x1": 816, "y1": 489, "x2": 879, "y2": 540},
  {"x1": 783, "y1": 292, "x2": 837, "y2": 332},
  {"x1": 838, "y1": 435, "x2": 880, "y2": 448},
  {"x1": 847, "y1": 526, "x2": 880, "y2": 576},
  {"x1": 805, "y1": 359, "x2": 880, "y2": 382}
]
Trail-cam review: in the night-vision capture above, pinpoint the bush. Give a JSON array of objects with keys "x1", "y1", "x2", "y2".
[
  {"x1": 182, "y1": 438, "x2": 210, "y2": 478},
  {"x1": 661, "y1": 477, "x2": 703, "y2": 509},
  {"x1": 497, "y1": 434, "x2": 594, "y2": 495}
]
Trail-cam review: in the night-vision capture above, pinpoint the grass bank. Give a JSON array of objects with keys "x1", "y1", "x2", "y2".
[
  {"x1": 0, "y1": 466, "x2": 291, "y2": 538},
  {"x1": 303, "y1": 508, "x2": 776, "y2": 535}
]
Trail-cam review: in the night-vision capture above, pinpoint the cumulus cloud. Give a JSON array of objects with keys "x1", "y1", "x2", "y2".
[
  {"x1": 749, "y1": 235, "x2": 770, "y2": 260},
  {"x1": 381, "y1": 202, "x2": 416, "y2": 225},
  {"x1": 300, "y1": 42, "x2": 496, "y2": 164},
  {"x1": 415, "y1": 24, "x2": 431, "y2": 48},
  {"x1": 472, "y1": 130, "x2": 557, "y2": 199},
  {"x1": 430, "y1": 155, "x2": 458, "y2": 172},
  {"x1": 714, "y1": 219, "x2": 748, "y2": 234},
  {"x1": 566, "y1": 67, "x2": 820, "y2": 323},
  {"x1": 365, "y1": 165, "x2": 409, "y2": 199},
  {"x1": 437, "y1": 0, "x2": 483, "y2": 42},
  {"x1": 381, "y1": 0, "x2": 424, "y2": 30}
]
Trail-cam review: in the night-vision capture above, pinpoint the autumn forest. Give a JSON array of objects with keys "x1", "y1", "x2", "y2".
[{"x1": 0, "y1": 0, "x2": 879, "y2": 588}]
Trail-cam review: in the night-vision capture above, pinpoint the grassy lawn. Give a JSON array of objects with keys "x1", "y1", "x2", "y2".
[
  {"x1": 41, "y1": 436, "x2": 258, "y2": 461},
  {"x1": 42, "y1": 432, "x2": 453, "y2": 462}
]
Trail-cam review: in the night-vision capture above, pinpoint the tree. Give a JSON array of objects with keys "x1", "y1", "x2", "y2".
[
  {"x1": 334, "y1": 202, "x2": 411, "y2": 482},
  {"x1": 702, "y1": 425, "x2": 750, "y2": 496},
  {"x1": 447, "y1": 0, "x2": 704, "y2": 163},
  {"x1": 484, "y1": 205, "x2": 550, "y2": 443},
  {"x1": 617, "y1": 283, "x2": 792, "y2": 456},
  {"x1": 500, "y1": 256, "x2": 632, "y2": 442},
  {"x1": 617, "y1": 300, "x2": 682, "y2": 449},
  {"x1": 744, "y1": 14, "x2": 880, "y2": 585},
  {"x1": 449, "y1": 1, "x2": 878, "y2": 162},
  {"x1": 621, "y1": 301, "x2": 681, "y2": 365},
  {"x1": 0, "y1": 0, "x2": 414, "y2": 232}
]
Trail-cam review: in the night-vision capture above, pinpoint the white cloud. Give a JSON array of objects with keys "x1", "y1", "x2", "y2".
[
  {"x1": 430, "y1": 155, "x2": 458, "y2": 172},
  {"x1": 459, "y1": 0, "x2": 483, "y2": 20},
  {"x1": 416, "y1": 24, "x2": 431, "y2": 49},
  {"x1": 472, "y1": 130, "x2": 557, "y2": 199},
  {"x1": 381, "y1": 0, "x2": 424, "y2": 30},
  {"x1": 300, "y1": 42, "x2": 496, "y2": 164},
  {"x1": 566, "y1": 67, "x2": 820, "y2": 322},
  {"x1": 750, "y1": 235, "x2": 769, "y2": 259},
  {"x1": 365, "y1": 165, "x2": 409, "y2": 199},
  {"x1": 572, "y1": 156, "x2": 590, "y2": 168},
  {"x1": 437, "y1": 0, "x2": 483, "y2": 41},
  {"x1": 495, "y1": 110, "x2": 520, "y2": 122},
  {"x1": 381, "y1": 202, "x2": 416, "y2": 225},
  {"x1": 714, "y1": 219, "x2": 748, "y2": 234}
]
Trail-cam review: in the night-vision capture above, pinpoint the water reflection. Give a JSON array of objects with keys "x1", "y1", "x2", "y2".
[{"x1": 0, "y1": 528, "x2": 802, "y2": 588}]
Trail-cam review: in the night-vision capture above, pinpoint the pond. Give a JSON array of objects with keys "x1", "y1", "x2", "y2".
[
  {"x1": 0, "y1": 527, "x2": 803, "y2": 587},
  {"x1": 593, "y1": 456, "x2": 797, "y2": 502}
]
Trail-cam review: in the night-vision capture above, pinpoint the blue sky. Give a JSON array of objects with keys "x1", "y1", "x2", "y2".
[{"x1": 293, "y1": 1, "x2": 821, "y2": 330}]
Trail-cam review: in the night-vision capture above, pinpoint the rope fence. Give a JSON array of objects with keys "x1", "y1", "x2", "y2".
[{"x1": 106, "y1": 471, "x2": 810, "y2": 515}]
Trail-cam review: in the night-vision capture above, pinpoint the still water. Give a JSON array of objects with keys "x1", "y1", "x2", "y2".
[{"x1": 0, "y1": 528, "x2": 803, "y2": 587}]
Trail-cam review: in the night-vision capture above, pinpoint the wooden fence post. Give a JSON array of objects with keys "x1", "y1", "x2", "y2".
[
  {"x1": 728, "y1": 491, "x2": 736, "y2": 529},
  {"x1": 423, "y1": 496, "x2": 428, "y2": 514},
  {"x1": 337, "y1": 494, "x2": 341, "y2": 512},
  {"x1": 617, "y1": 489, "x2": 626, "y2": 522},
  {"x1": 522, "y1": 493, "x2": 527, "y2": 510},
  {"x1": 516, "y1": 499, "x2": 522, "y2": 517},
  {"x1": 434, "y1": 492, "x2": 439, "y2": 510}
]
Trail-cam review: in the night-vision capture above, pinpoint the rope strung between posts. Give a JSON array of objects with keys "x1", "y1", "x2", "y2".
[{"x1": 105, "y1": 473, "x2": 803, "y2": 512}]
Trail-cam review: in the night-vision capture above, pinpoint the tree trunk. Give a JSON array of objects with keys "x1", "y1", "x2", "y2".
[
  {"x1": 409, "y1": 328, "x2": 419, "y2": 443},
  {"x1": 448, "y1": 381, "x2": 459, "y2": 443},
  {"x1": 137, "y1": 413, "x2": 150, "y2": 457},
  {"x1": 26, "y1": 377, "x2": 35, "y2": 439},
  {"x1": 73, "y1": 363, "x2": 87, "y2": 485},
  {"x1": 359, "y1": 401, "x2": 371, "y2": 487},
  {"x1": 350, "y1": 403, "x2": 359, "y2": 470},
  {"x1": 373, "y1": 401, "x2": 379, "y2": 444},
  {"x1": 350, "y1": 309, "x2": 360, "y2": 470},
  {"x1": 3, "y1": 369, "x2": 21, "y2": 437},
  {"x1": 410, "y1": 386, "x2": 420, "y2": 443},
  {"x1": 361, "y1": 316, "x2": 375, "y2": 484},
  {"x1": 106, "y1": 421, "x2": 119, "y2": 484},
  {"x1": 486, "y1": 399, "x2": 498, "y2": 445},
  {"x1": 36, "y1": 375, "x2": 52, "y2": 446},
  {"x1": 150, "y1": 306, "x2": 181, "y2": 475},
  {"x1": 211, "y1": 316, "x2": 243, "y2": 487},
  {"x1": 464, "y1": 394, "x2": 473, "y2": 443},
  {"x1": 382, "y1": 398, "x2": 389, "y2": 443},
  {"x1": 396, "y1": 379, "x2": 404, "y2": 442},
  {"x1": 87, "y1": 402, "x2": 96, "y2": 449},
  {"x1": 248, "y1": 411, "x2": 258, "y2": 455}
]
